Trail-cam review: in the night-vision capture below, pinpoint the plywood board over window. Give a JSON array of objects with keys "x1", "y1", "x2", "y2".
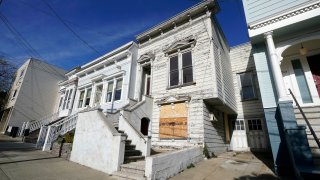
[{"x1": 159, "y1": 102, "x2": 188, "y2": 139}]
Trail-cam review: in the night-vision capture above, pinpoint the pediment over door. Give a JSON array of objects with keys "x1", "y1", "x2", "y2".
[{"x1": 137, "y1": 52, "x2": 155, "y2": 64}]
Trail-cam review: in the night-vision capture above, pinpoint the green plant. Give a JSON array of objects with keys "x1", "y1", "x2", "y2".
[
  {"x1": 203, "y1": 143, "x2": 210, "y2": 159},
  {"x1": 187, "y1": 163, "x2": 195, "y2": 169},
  {"x1": 56, "y1": 135, "x2": 64, "y2": 145},
  {"x1": 64, "y1": 132, "x2": 74, "y2": 143}
]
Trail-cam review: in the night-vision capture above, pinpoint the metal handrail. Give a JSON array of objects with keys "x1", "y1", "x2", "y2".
[{"x1": 289, "y1": 88, "x2": 320, "y2": 148}]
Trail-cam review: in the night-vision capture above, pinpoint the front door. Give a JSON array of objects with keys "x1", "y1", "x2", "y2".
[
  {"x1": 230, "y1": 119, "x2": 248, "y2": 151},
  {"x1": 246, "y1": 119, "x2": 267, "y2": 150},
  {"x1": 307, "y1": 54, "x2": 320, "y2": 97}
]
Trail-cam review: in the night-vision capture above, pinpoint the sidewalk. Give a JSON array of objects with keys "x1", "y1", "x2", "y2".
[
  {"x1": 0, "y1": 134, "x2": 116, "y2": 180},
  {"x1": 170, "y1": 151, "x2": 278, "y2": 180}
]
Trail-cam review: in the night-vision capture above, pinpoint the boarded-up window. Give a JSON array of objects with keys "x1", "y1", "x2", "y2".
[{"x1": 159, "y1": 102, "x2": 188, "y2": 139}]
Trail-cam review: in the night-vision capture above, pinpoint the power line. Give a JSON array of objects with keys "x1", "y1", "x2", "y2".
[
  {"x1": 41, "y1": 0, "x2": 101, "y2": 56},
  {"x1": 0, "y1": 12, "x2": 43, "y2": 59}
]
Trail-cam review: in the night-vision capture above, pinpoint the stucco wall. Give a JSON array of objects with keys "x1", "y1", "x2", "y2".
[
  {"x1": 7, "y1": 59, "x2": 66, "y2": 128},
  {"x1": 145, "y1": 147, "x2": 203, "y2": 180},
  {"x1": 70, "y1": 110, "x2": 125, "y2": 174}
]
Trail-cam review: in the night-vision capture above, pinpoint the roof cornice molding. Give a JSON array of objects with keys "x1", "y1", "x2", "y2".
[
  {"x1": 135, "y1": 0, "x2": 218, "y2": 43},
  {"x1": 249, "y1": 2, "x2": 320, "y2": 30}
]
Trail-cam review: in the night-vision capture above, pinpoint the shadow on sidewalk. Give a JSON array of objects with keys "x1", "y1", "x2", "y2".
[
  {"x1": 0, "y1": 156, "x2": 59, "y2": 165},
  {"x1": 235, "y1": 173, "x2": 279, "y2": 180}
]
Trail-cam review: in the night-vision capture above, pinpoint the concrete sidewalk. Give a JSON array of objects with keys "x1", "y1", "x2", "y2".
[
  {"x1": 0, "y1": 135, "x2": 116, "y2": 180},
  {"x1": 170, "y1": 151, "x2": 278, "y2": 180}
]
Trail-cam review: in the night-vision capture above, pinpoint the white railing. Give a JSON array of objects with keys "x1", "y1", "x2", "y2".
[
  {"x1": 38, "y1": 113, "x2": 78, "y2": 151},
  {"x1": 22, "y1": 112, "x2": 60, "y2": 135}
]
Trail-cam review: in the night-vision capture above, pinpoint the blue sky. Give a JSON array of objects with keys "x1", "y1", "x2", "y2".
[{"x1": 0, "y1": 0, "x2": 249, "y2": 70}]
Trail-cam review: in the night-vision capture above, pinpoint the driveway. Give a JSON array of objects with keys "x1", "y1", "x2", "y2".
[{"x1": 0, "y1": 135, "x2": 116, "y2": 180}]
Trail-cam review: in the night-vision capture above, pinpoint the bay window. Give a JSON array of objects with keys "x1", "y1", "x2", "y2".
[{"x1": 85, "y1": 88, "x2": 92, "y2": 106}]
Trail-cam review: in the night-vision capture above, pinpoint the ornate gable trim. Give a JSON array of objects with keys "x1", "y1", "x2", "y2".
[{"x1": 163, "y1": 36, "x2": 196, "y2": 54}]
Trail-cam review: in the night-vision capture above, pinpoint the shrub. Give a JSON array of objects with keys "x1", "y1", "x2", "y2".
[
  {"x1": 64, "y1": 132, "x2": 74, "y2": 143},
  {"x1": 203, "y1": 143, "x2": 211, "y2": 159}
]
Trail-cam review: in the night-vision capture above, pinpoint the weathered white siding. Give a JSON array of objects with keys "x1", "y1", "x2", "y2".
[
  {"x1": 230, "y1": 43, "x2": 264, "y2": 119},
  {"x1": 139, "y1": 15, "x2": 215, "y2": 147}
]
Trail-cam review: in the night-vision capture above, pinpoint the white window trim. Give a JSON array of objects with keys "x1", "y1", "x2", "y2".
[
  {"x1": 103, "y1": 76, "x2": 123, "y2": 105},
  {"x1": 77, "y1": 86, "x2": 93, "y2": 109},
  {"x1": 168, "y1": 48, "x2": 195, "y2": 89}
]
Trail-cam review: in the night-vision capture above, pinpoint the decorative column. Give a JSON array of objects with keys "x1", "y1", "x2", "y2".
[{"x1": 264, "y1": 31, "x2": 288, "y2": 102}]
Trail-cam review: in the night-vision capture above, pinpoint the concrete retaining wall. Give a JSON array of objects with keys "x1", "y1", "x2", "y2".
[
  {"x1": 70, "y1": 109, "x2": 126, "y2": 174},
  {"x1": 145, "y1": 147, "x2": 203, "y2": 180}
]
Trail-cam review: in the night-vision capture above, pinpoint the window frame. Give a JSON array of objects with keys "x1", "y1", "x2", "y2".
[
  {"x1": 105, "y1": 80, "x2": 114, "y2": 103},
  {"x1": 94, "y1": 84, "x2": 103, "y2": 105},
  {"x1": 168, "y1": 48, "x2": 195, "y2": 89},
  {"x1": 238, "y1": 71, "x2": 257, "y2": 101},
  {"x1": 78, "y1": 90, "x2": 85, "y2": 108},
  {"x1": 247, "y1": 119, "x2": 263, "y2": 131},
  {"x1": 114, "y1": 78, "x2": 123, "y2": 101}
]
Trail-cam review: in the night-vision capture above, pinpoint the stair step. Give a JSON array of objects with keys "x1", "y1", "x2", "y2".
[
  {"x1": 121, "y1": 161, "x2": 145, "y2": 171},
  {"x1": 112, "y1": 171, "x2": 145, "y2": 180},
  {"x1": 120, "y1": 166, "x2": 145, "y2": 176},
  {"x1": 125, "y1": 150, "x2": 142, "y2": 156},
  {"x1": 124, "y1": 156, "x2": 144, "y2": 163},
  {"x1": 125, "y1": 140, "x2": 132, "y2": 144},
  {"x1": 125, "y1": 145, "x2": 136, "y2": 150},
  {"x1": 118, "y1": 130, "x2": 125, "y2": 133}
]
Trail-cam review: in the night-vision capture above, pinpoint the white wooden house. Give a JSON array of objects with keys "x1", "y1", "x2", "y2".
[
  {"x1": 57, "y1": 41, "x2": 138, "y2": 117},
  {"x1": 135, "y1": 0, "x2": 236, "y2": 155}
]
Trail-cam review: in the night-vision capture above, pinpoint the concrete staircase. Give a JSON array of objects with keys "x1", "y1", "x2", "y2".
[
  {"x1": 112, "y1": 161, "x2": 146, "y2": 180},
  {"x1": 112, "y1": 127, "x2": 146, "y2": 180},
  {"x1": 294, "y1": 105, "x2": 320, "y2": 166}
]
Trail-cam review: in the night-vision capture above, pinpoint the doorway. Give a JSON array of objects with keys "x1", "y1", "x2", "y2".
[
  {"x1": 140, "y1": 117, "x2": 150, "y2": 136},
  {"x1": 140, "y1": 65, "x2": 151, "y2": 100},
  {"x1": 307, "y1": 54, "x2": 320, "y2": 97},
  {"x1": 230, "y1": 119, "x2": 248, "y2": 151}
]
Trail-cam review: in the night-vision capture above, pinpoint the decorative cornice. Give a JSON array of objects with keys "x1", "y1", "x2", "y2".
[
  {"x1": 156, "y1": 95, "x2": 191, "y2": 105},
  {"x1": 249, "y1": 2, "x2": 320, "y2": 30}
]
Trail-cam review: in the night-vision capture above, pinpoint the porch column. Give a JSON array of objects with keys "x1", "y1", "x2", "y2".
[{"x1": 264, "y1": 31, "x2": 289, "y2": 102}]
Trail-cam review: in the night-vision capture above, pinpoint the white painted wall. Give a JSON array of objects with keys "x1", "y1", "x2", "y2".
[
  {"x1": 145, "y1": 147, "x2": 203, "y2": 180},
  {"x1": 70, "y1": 109, "x2": 125, "y2": 174},
  {"x1": 69, "y1": 43, "x2": 138, "y2": 115},
  {"x1": 4, "y1": 59, "x2": 66, "y2": 129}
]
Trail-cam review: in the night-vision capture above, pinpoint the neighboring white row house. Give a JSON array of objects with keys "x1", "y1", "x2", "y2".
[{"x1": 57, "y1": 42, "x2": 138, "y2": 118}]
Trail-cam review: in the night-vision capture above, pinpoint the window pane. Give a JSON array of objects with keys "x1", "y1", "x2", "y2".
[
  {"x1": 107, "y1": 82, "x2": 114, "y2": 92},
  {"x1": 182, "y1": 52, "x2": 192, "y2": 67},
  {"x1": 115, "y1": 89, "x2": 121, "y2": 100},
  {"x1": 115, "y1": 79, "x2": 122, "y2": 101},
  {"x1": 78, "y1": 91, "x2": 85, "y2": 108},
  {"x1": 116, "y1": 79, "x2": 123, "y2": 89},
  {"x1": 183, "y1": 67, "x2": 193, "y2": 83},
  {"x1": 94, "y1": 85, "x2": 103, "y2": 104},
  {"x1": 240, "y1": 73, "x2": 255, "y2": 100},
  {"x1": 170, "y1": 71, "x2": 179, "y2": 86},
  {"x1": 170, "y1": 56, "x2": 178, "y2": 71},
  {"x1": 106, "y1": 82, "x2": 113, "y2": 102},
  {"x1": 85, "y1": 89, "x2": 92, "y2": 106}
]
